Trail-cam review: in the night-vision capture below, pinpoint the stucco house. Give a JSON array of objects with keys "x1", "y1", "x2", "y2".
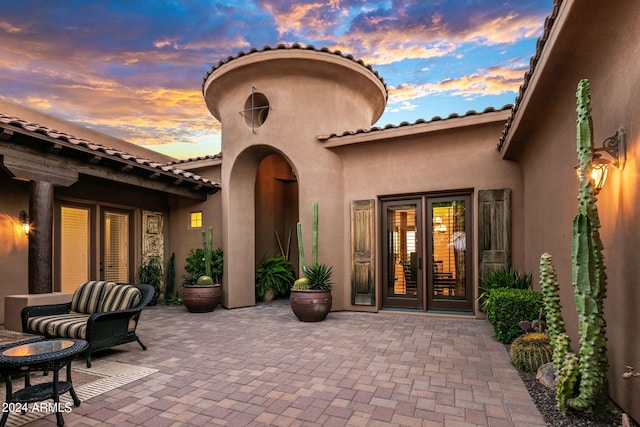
[{"x1": 0, "y1": 0, "x2": 637, "y2": 420}]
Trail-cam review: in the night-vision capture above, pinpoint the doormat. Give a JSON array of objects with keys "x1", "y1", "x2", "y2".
[{"x1": 1, "y1": 359, "x2": 158, "y2": 427}]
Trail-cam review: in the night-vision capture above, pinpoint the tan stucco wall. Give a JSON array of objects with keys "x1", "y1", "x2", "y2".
[
  {"x1": 168, "y1": 164, "x2": 222, "y2": 301},
  {"x1": 204, "y1": 49, "x2": 387, "y2": 309},
  {"x1": 333, "y1": 114, "x2": 523, "y2": 314},
  {"x1": 502, "y1": 0, "x2": 640, "y2": 419},
  {"x1": 0, "y1": 175, "x2": 31, "y2": 324}
]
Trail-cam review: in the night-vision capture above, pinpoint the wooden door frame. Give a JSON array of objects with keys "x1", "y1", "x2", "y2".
[
  {"x1": 380, "y1": 198, "x2": 423, "y2": 310},
  {"x1": 425, "y1": 194, "x2": 473, "y2": 312}
]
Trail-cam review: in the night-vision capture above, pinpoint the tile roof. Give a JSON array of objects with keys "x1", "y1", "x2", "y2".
[
  {"x1": 167, "y1": 153, "x2": 222, "y2": 165},
  {"x1": 497, "y1": 0, "x2": 563, "y2": 151},
  {"x1": 317, "y1": 105, "x2": 512, "y2": 141},
  {"x1": 0, "y1": 112, "x2": 220, "y2": 193},
  {"x1": 202, "y1": 43, "x2": 388, "y2": 99}
]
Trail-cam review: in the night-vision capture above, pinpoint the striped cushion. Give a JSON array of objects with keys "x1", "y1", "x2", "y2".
[
  {"x1": 27, "y1": 313, "x2": 90, "y2": 339},
  {"x1": 99, "y1": 284, "x2": 141, "y2": 312},
  {"x1": 70, "y1": 281, "x2": 116, "y2": 314}
]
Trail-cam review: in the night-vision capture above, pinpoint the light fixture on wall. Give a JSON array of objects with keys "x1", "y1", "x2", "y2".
[
  {"x1": 575, "y1": 127, "x2": 626, "y2": 194},
  {"x1": 19, "y1": 210, "x2": 30, "y2": 235}
]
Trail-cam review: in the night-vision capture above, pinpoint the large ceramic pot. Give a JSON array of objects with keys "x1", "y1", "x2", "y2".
[
  {"x1": 182, "y1": 284, "x2": 221, "y2": 313},
  {"x1": 290, "y1": 289, "x2": 332, "y2": 322}
]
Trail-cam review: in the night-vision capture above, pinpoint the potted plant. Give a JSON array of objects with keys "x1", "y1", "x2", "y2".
[
  {"x1": 182, "y1": 227, "x2": 223, "y2": 312},
  {"x1": 290, "y1": 202, "x2": 333, "y2": 321},
  {"x1": 137, "y1": 256, "x2": 163, "y2": 305},
  {"x1": 256, "y1": 254, "x2": 295, "y2": 301}
]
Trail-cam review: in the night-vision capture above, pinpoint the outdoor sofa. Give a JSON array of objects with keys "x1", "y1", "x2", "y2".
[{"x1": 21, "y1": 281, "x2": 154, "y2": 367}]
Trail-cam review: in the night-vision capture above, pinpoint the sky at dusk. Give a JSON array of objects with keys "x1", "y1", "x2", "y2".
[{"x1": 0, "y1": 0, "x2": 553, "y2": 160}]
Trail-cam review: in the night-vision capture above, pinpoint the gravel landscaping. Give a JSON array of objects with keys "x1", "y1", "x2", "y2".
[{"x1": 517, "y1": 368, "x2": 638, "y2": 427}]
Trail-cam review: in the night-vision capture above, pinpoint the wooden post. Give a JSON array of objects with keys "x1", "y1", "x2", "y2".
[{"x1": 28, "y1": 180, "x2": 54, "y2": 293}]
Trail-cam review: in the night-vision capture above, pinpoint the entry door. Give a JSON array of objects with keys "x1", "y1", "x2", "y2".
[
  {"x1": 427, "y1": 195, "x2": 472, "y2": 312},
  {"x1": 382, "y1": 200, "x2": 422, "y2": 309}
]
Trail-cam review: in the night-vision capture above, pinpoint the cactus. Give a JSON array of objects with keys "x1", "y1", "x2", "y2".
[
  {"x1": 197, "y1": 226, "x2": 216, "y2": 285},
  {"x1": 553, "y1": 333, "x2": 572, "y2": 377},
  {"x1": 509, "y1": 332, "x2": 553, "y2": 373},
  {"x1": 556, "y1": 352, "x2": 580, "y2": 413},
  {"x1": 539, "y1": 79, "x2": 609, "y2": 413},
  {"x1": 539, "y1": 254, "x2": 565, "y2": 351},
  {"x1": 297, "y1": 201, "x2": 319, "y2": 272},
  {"x1": 166, "y1": 252, "x2": 175, "y2": 297}
]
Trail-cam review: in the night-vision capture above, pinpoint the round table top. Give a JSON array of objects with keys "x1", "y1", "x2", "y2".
[{"x1": 0, "y1": 339, "x2": 88, "y2": 366}]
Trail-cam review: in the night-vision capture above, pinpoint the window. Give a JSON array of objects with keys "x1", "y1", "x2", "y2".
[{"x1": 190, "y1": 211, "x2": 202, "y2": 228}]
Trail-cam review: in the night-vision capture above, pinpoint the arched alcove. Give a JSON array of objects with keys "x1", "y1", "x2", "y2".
[{"x1": 255, "y1": 153, "x2": 299, "y2": 277}]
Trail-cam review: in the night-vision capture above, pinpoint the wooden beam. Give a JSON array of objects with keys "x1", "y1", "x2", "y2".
[
  {"x1": 0, "y1": 128, "x2": 14, "y2": 141},
  {"x1": 88, "y1": 155, "x2": 101, "y2": 164},
  {"x1": 1, "y1": 153, "x2": 79, "y2": 186},
  {"x1": 48, "y1": 143, "x2": 63, "y2": 153}
]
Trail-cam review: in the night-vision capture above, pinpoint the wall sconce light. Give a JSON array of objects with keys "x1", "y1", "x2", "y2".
[
  {"x1": 575, "y1": 128, "x2": 626, "y2": 194},
  {"x1": 19, "y1": 210, "x2": 30, "y2": 235}
]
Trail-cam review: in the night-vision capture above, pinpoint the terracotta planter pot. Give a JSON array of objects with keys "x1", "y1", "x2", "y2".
[
  {"x1": 290, "y1": 289, "x2": 332, "y2": 322},
  {"x1": 263, "y1": 287, "x2": 276, "y2": 302},
  {"x1": 182, "y1": 284, "x2": 221, "y2": 313}
]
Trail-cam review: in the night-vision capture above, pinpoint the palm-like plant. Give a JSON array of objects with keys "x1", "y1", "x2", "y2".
[{"x1": 256, "y1": 255, "x2": 295, "y2": 299}]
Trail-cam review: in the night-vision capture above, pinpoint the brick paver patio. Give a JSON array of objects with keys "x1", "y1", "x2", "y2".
[{"x1": 25, "y1": 299, "x2": 545, "y2": 426}]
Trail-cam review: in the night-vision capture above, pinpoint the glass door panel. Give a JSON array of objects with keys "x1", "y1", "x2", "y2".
[
  {"x1": 60, "y1": 206, "x2": 90, "y2": 292},
  {"x1": 382, "y1": 200, "x2": 422, "y2": 309},
  {"x1": 103, "y1": 211, "x2": 131, "y2": 282},
  {"x1": 427, "y1": 196, "x2": 472, "y2": 312}
]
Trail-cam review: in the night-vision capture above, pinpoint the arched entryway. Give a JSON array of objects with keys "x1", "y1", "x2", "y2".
[
  {"x1": 255, "y1": 153, "x2": 299, "y2": 277},
  {"x1": 221, "y1": 145, "x2": 300, "y2": 308}
]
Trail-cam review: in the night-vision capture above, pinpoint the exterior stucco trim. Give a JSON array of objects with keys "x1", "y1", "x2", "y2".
[{"x1": 320, "y1": 109, "x2": 511, "y2": 147}]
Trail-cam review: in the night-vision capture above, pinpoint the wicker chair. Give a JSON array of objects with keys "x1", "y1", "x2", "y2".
[{"x1": 21, "y1": 282, "x2": 154, "y2": 367}]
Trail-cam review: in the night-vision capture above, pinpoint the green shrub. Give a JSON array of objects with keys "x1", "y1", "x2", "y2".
[
  {"x1": 486, "y1": 288, "x2": 543, "y2": 343},
  {"x1": 509, "y1": 332, "x2": 553, "y2": 373},
  {"x1": 478, "y1": 267, "x2": 532, "y2": 312},
  {"x1": 255, "y1": 255, "x2": 295, "y2": 300},
  {"x1": 183, "y1": 247, "x2": 223, "y2": 286}
]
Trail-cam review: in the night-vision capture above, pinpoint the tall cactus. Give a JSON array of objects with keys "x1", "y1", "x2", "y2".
[
  {"x1": 539, "y1": 253, "x2": 566, "y2": 352},
  {"x1": 539, "y1": 79, "x2": 608, "y2": 413},
  {"x1": 202, "y1": 226, "x2": 213, "y2": 278},
  {"x1": 297, "y1": 201, "x2": 318, "y2": 272}
]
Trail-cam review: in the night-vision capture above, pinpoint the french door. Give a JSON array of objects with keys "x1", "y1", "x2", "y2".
[
  {"x1": 382, "y1": 200, "x2": 423, "y2": 309},
  {"x1": 382, "y1": 194, "x2": 473, "y2": 312},
  {"x1": 56, "y1": 203, "x2": 133, "y2": 291},
  {"x1": 101, "y1": 209, "x2": 133, "y2": 283}
]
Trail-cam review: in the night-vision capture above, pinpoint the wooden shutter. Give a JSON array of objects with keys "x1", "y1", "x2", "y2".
[
  {"x1": 478, "y1": 189, "x2": 511, "y2": 279},
  {"x1": 351, "y1": 200, "x2": 375, "y2": 305}
]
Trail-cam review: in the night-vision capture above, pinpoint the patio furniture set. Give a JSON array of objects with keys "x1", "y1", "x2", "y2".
[{"x1": 0, "y1": 281, "x2": 154, "y2": 426}]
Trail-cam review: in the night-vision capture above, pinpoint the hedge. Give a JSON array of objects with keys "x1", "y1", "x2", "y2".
[{"x1": 486, "y1": 288, "x2": 543, "y2": 344}]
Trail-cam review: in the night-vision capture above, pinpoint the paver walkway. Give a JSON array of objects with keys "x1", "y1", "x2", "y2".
[{"x1": 27, "y1": 300, "x2": 545, "y2": 426}]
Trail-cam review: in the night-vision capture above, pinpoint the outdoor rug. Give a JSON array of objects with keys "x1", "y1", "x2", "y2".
[{"x1": 0, "y1": 359, "x2": 157, "y2": 426}]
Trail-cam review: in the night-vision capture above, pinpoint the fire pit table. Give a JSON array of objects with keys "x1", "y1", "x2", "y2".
[{"x1": 0, "y1": 338, "x2": 88, "y2": 427}]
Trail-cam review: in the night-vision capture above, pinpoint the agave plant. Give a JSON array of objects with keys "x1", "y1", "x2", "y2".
[{"x1": 301, "y1": 263, "x2": 333, "y2": 290}]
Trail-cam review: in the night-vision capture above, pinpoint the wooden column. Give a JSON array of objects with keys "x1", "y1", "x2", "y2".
[{"x1": 28, "y1": 180, "x2": 54, "y2": 293}]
